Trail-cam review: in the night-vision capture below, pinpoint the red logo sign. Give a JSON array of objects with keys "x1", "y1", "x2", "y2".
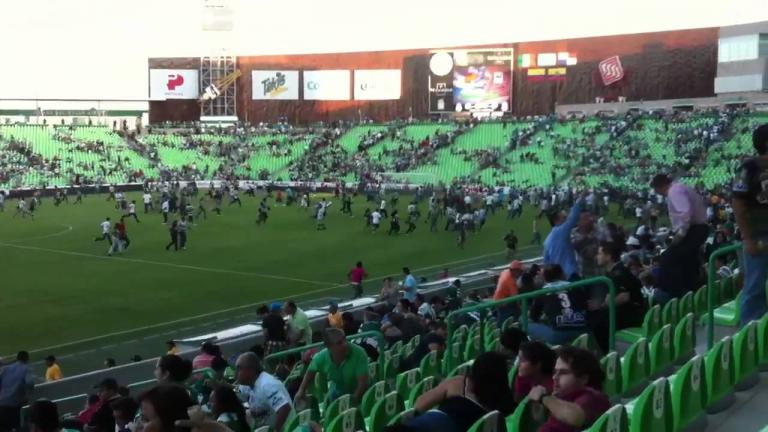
[
  {"x1": 598, "y1": 56, "x2": 624, "y2": 86},
  {"x1": 167, "y1": 74, "x2": 185, "y2": 91}
]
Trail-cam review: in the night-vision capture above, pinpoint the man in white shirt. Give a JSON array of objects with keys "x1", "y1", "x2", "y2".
[
  {"x1": 13, "y1": 198, "x2": 33, "y2": 219},
  {"x1": 94, "y1": 217, "x2": 112, "y2": 244},
  {"x1": 142, "y1": 192, "x2": 153, "y2": 213},
  {"x1": 236, "y1": 353, "x2": 292, "y2": 432},
  {"x1": 161, "y1": 199, "x2": 170, "y2": 224},
  {"x1": 125, "y1": 200, "x2": 141, "y2": 223},
  {"x1": 371, "y1": 209, "x2": 382, "y2": 232}
]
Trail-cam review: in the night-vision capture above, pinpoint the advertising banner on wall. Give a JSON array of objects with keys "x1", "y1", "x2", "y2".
[
  {"x1": 303, "y1": 70, "x2": 350, "y2": 100},
  {"x1": 353, "y1": 69, "x2": 401, "y2": 100},
  {"x1": 149, "y1": 69, "x2": 200, "y2": 100},
  {"x1": 251, "y1": 70, "x2": 299, "y2": 100}
]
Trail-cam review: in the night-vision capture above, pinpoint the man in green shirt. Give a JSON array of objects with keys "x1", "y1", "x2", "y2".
[
  {"x1": 284, "y1": 301, "x2": 312, "y2": 346},
  {"x1": 294, "y1": 328, "x2": 369, "y2": 404}
]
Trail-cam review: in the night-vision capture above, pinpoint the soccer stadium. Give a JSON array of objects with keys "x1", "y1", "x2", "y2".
[{"x1": 1, "y1": 1, "x2": 768, "y2": 431}]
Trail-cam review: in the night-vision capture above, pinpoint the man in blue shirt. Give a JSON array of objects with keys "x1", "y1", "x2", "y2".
[
  {"x1": 543, "y1": 197, "x2": 584, "y2": 280},
  {"x1": 402, "y1": 267, "x2": 418, "y2": 301},
  {"x1": 0, "y1": 351, "x2": 35, "y2": 432}
]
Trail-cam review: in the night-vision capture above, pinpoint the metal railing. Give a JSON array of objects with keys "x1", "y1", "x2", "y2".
[
  {"x1": 707, "y1": 242, "x2": 742, "y2": 349},
  {"x1": 263, "y1": 331, "x2": 385, "y2": 372},
  {"x1": 447, "y1": 276, "x2": 618, "y2": 351}
]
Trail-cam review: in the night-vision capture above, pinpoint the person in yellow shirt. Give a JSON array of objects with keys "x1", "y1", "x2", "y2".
[
  {"x1": 327, "y1": 302, "x2": 343, "y2": 329},
  {"x1": 45, "y1": 355, "x2": 63, "y2": 382}
]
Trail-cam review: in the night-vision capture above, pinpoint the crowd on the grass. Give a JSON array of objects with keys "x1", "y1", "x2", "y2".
[{"x1": 3, "y1": 122, "x2": 768, "y2": 432}]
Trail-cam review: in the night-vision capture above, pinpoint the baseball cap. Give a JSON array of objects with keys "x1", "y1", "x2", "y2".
[
  {"x1": 509, "y1": 260, "x2": 524, "y2": 270},
  {"x1": 269, "y1": 302, "x2": 283, "y2": 313},
  {"x1": 94, "y1": 377, "x2": 118, "y2": 391}
]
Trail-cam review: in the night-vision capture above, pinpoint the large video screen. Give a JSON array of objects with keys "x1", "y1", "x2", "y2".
[{"x1": 429, "y1": 48, "x2": 513, "y2": 113}]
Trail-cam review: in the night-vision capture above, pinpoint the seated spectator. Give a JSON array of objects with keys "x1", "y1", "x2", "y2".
[
  {"x1": 528, "y1": 346, "x2": 610, "y2": 432},
  {"x1": 153, "y1": 355, "x2": 193, "y2": 385},
  {"x1": 414, "y1": 294, "x2": 436, "y2": 321},
  {"x1": 588, "y1": 242, "x2": 647, "y2": 352},
  {"x1": 295, "y1": 328, "x2": 369, "y2": 404},
  {"x1": 445, "y1": 279, "x2": 464, "y2": 311},
  {"x1": 513, "y1": 342, "x2": 556, "y2": 402},
  {"x1": 408, "y1": 352, "x2": 515, "y2": 432},
  {"x1": 166, "y1": 341, "x2": 180, "y2": 355},
  {"x1": 382, "y1": 313, "x2": 405, "y2": 343},
  {"x1": 87, "y1": 378, "x2": 121, "y2": 432},
  {"x1": 379, "y1": 277, "x2": 400, "y2": 309},
  {"x1": 77, "y1": 394, "x2": 102, "y2": 426},
  {"x1": 28, "y1": 400, "x2": 60, "y2": 432},
  {"x1": 44, "y1": 355, "x2": 63, "y2": 382},
  {"x1": 327, "y1": 302, "x2": 343, "y2": 329},
  {"x1": 192, "y1": 342, "x2": 220, "y2": 370},
  {"x1": 528, "y1": 264, "x2": 588, "y2": 345},
  {"x1": 210, "y1": 385, "x2": 249, "y2": 432},
  {"x1": 138, "y1": 385, "x2": 194, "y2": 432},
  {"x1": 404, "y1": 321, "x2": 447, "y2": 370},
  {"x1": 235, "y1": 353, "x2": 292, "y2": 432},
  {"x1": 499, "y1": 326, "x2": 529, "y2": 361},
  {"x1": 360, "y1": 307, "x2": 381, "y2": 332},
  {"x1": 342, "y1": 312, "x2": 360, "y2": 335},
  {"x1": 262, "y1": 303, "x2": 288, "y2": 356},
  {"x1": 284, "y1": 301, "x2": 312, "y2": 346},
  {"x1": 715, "y1": 255, "x2": 733, "y2": 279},
  {"x1": 111, "y1": 397, "x2": 139, "y2": 432}
]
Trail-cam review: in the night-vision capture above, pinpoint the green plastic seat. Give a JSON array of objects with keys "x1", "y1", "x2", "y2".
[
  {"x1": 502, "y1": 316, "x2": 517, "y2": 330},
  {"x1": 616, "y1": 305, "x2": 661, "y2": 344},
  {"x1": 585, "y1": 404, "x2": 628, "y2": 432},
  {"x1": 649, "y1": 324, "x2": 674, "y2": 377},
  {"x1": 720, "y1": 276, "x2": 735, "y2": 302},
  {"x1": 673, "y1": 313, "x2": 696, "y2": 365},
  {"x1": 419, "y1": 350, "x2": 440, "y2": 380},
  {"x1": 600, "y1": 351, "x2": 622, "y2": 402},
  {"x1": 693, "y1": 286, "x2": 708, "y2": 317},
  {"x1": 407, "y1": 376, "x2": 436, "y2": 409},
  {"x1": 323, "y1": 394, "x2": 351, "y2": 428},
  {"x1": 733, "y1": 320, "x2": 759, "y2": 391},
  {"x1": 621, "y1": 338, "x2": 649, "y2": 396},
  {"x1": 758, "y1": 313, "x2": 768, "y2": 370},
  {"x1": 389, "y1": 340, "x2": 404, "y2": 356},
  {"x1": 662, "y1": 298, "x2": 679, "y2": 327},
  {"x1": 442, "y1": 341, "x2": 463, "y2": 376},
  {"x1": 704, "y1": 337, "x2": 735, "y2": 413},
  {"x1": 382, "y1": 353, "x2": 401, "y2": 388},
  {"x1": 449, "y1": 360, "x2": 473, "y2": 378},
  {"x1": 367, "y1": 391, "x2": 403, "y2": 432},
  {"x1": 625, "y1": 377, "x2": 673, "y2": 432},
  {"x1": 484, "y1": 328, "x2": 501, "y2": 352},
  {"x1": 712, "y1": 292, "x2": 742, "y2": 327},
  {"x1": 359, "y1": 380, "x2": 386, "y2": 419},
  {"x1": 467, "y1": 410, "x2": 500, "y2": 432},
  {"x1": 395, "y1": 368, "x2": 422, "y2": 401},
  {"x1": 465, "y1": 333, "x2": 482, "y2": 361},
  {"x1": 254, "y1": 426, "x2": 270, "y2": 432},
  {"x1": 283, "y1": 409, "x2": 314, "y2": 432},
  {"x1": 326, "y1": 407, "x2": 366, "y2": 432},
  {"x1": 312, "y1": 373, "x2": 329, "y2": 404},
  {"x1": 670, "y1": 355, "x2": 706, "y2": 432},
  {"x1": 504, "y1": 397, "x2": 541, "y2": 432},
  {"x1": 367, "y1": 361, "x2": 379, "y2": 383},
  {"x1": 507, "y1": 363, "x2": 519, "y2": 387},
  {"x1": 387, "y1": 408, "x2": 416, "y2": 426},
  {"x1": 572, "y1": 333, "x2": 602, "y2": 357},
  {"x1": 678, "y1": 292, "x2": 694, "y2": 319}
]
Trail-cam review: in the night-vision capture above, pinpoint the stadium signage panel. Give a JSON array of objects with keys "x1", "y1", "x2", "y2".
[
  {"x1": 149, "y1": 69, "x2": 200, "y2": 100},
  {"x1": 353, "y1": 69, "x2": 401, "y2": 100},
  {"x1": 303, "y1": 70, "x2": 350, "y2": 100},
  {"x1": 251, "y1": 70, "x2": 299, "y2": 100}
]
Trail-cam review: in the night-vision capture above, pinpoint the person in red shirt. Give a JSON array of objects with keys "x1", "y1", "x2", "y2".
[
  {"x1": 513, "y1": 341, "x2": 556, "y2": 402},
  {"x1": 529, "y1": 346, "x2": 610, "y2": 432},
  {"x1": 347, "y1": 261, "x2": 368, "y2": 299},
  {"x1": 115, "y1": 217, "x2": 130, "y2": 250}
]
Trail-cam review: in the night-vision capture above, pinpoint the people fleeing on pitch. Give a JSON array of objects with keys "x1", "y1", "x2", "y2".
[
  {"x1": 528, "y1": 264, "x2": 588, "y2": 345},
  {"x1": 13, "y1": 198, "x2": 34, "y2": 219},
  {"x1": 370, "y1": 208, "x2": 382, "y2": 232},
  {"x1": 161, "y1": 198, "x2": 170, "y2": 224},
  {"x1": 388, "y1": 210, "x2": 401, "y2": 235},
  {"x1": 124, "y1": 200, "x2": 140, "y2": 223},
  {"x1": 142, "y1": 191, "x2": 153, "y2": 213},
  {"x1": 528, "y1": 346, "x2": 610, "y2": 432},
  {"x1": 348, "y1": 261, "x2": 368, "y2": 299},
  {"x1": 732, "y1": 124, "x2": 768, "y2": 326},
  {"x1": 316, "y1": 198, "x2": 332, "y2": 230},
  {"x1": 544, "y1": 195, "x2": 584, "y2": 280},
  {"x1": 504, "y1": 229, "x2": 519, "y2": 259},
  {"x1": 95, "y1": 217, "x2": 112, "y2": 244},
  {"x1": 165, "y1": 220, "x2": 179, "y2": 251},
  {"x1": 650, "y1": 174, "x2": 708, "y2": 300}
]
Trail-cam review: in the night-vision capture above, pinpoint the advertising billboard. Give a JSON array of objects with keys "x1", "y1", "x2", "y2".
[
  {"x1": 353, "y1": 69, "x2": 401, "y2": 100},
  {"x1": 303, "y1": 70, "x2": 350, "y2": 100},
  {"x1": 453, "y1": 65, "x2": 511, "y2": 111},
  {"x1": 149, "y1": 69, "x2": 200, "y2": 100},
  {"x1": 251, "y1": 70, "x2": 299, "y2": 100}
]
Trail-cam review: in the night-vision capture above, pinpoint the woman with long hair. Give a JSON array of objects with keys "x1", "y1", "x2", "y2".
[
  {"x1": 139, "y1": 385, "x2": 194, "y2": 432},
  {"x1": 210, "y1": 385, "x2": 250, "y2": 432},
  {"x1": 154, "y1": 355, "x2": 193, "y2": 384}
]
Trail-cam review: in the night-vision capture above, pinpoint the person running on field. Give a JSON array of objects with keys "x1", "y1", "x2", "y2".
[
  {"x1": 94, "y1": 217, "x2": 112, "y2": 244},
  {"x1": 388, "y1": 210, "x2": 401, "y2": 235},
  {"x1": 165, "y1": 220, "x2": 180, "y2": 251},
  {"x1": 348, "y1": 261, "x2": 368, "y2": 299}
]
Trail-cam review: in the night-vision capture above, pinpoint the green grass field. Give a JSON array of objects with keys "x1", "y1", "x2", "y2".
[{"x1": 0, "y1": 191, "x2": 631, "y2": 363}]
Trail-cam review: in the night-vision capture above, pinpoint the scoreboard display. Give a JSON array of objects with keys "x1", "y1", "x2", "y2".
[{"x1": 428, "y1": 48, "x2": 513, "y2": 114}]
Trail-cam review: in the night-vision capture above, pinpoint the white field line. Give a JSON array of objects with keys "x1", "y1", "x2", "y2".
[{"x1": 4, "y1": 224, "x2": 74, "y2": 243}]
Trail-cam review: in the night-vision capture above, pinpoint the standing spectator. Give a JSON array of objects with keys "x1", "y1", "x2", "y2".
[
  {"x1": 0, "y1": 351, "x2": 34, "y2": 432},
  {"x1": 235, "y1": 353, "x2": 292, "y2": 432},
  {"x1": 327, "y1": 302, "x2": 343, "y2": 329},
  {"x1": 544, "y1": 197, "x2": 584, "y2": 280},
  {"x1": 732, "y1": 124, "x2": 768, "y2": 326},
  {"x1": 528, "y1": 346, "x2": 610, "y2": 432},
  {"x1": 378, "y1": 277, "x2": 399, "y2": 309},
  {"x1": 165, "y1": 341, "x2": 179, "y2": 355},
  {"x1": 192, "y1": 342, "x2": 220, "y2": 370},
  {"x1": 402, "y1": 267, "x2": 418, "y2": 302},
  {"x1": 284, "y1": 301, "x2": 312, "y2": 346},
  {"x1": 88, "y1": 378, "x2": 121, "y2": 432},
  {"x1": 347, "y1": 261, "x2": 368, "y2": 299},
  {"x1": 650, "y1": 174, "x2": 708, "y2": 298},
  {"x1": 494, "y1": 260, "x2": 525, "y2": 325},
  {"x1": 295, "y1": 328, "x2": 369, "y2": 404},
  {"x1": 44, "y1": 355, "x2": 63, "y2": 382},
  {"x1": 27, "y1": 400, "x2": 60, "y2": 432},
  {"x1": 571, "y1": 211, "x2": 600, "y2": 279},
  {"x1": 262, "y1": 303, "x2": 288, "y2": 355}
]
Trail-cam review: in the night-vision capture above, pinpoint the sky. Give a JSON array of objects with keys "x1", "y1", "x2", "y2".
[{"x1": 0, "y1": 0, "x2": 765, "y2": 100}]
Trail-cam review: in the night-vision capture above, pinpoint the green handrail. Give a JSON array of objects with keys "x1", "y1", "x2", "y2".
[
  {"x1": 263, "y1": 331, "x2": 385, "y2": 372},
  {"x1": 707, "y1": 242, "x2": 742, "y2": 349},
  {"x1": 447, "y1": 276, "x2": 617, "y2": 351}
]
